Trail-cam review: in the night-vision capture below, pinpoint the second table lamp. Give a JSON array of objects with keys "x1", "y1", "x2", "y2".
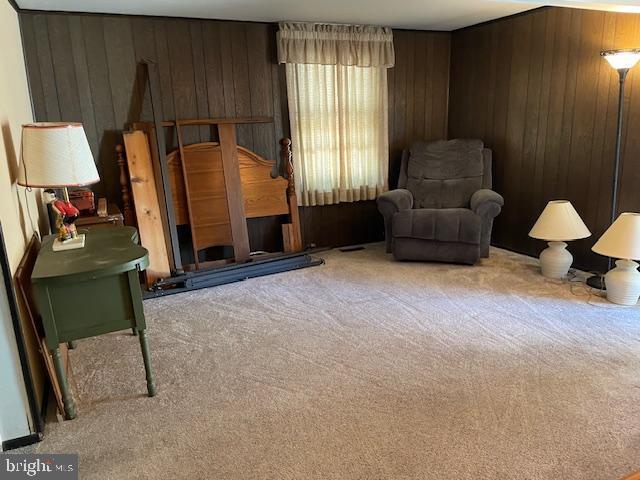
[
  {"x1": 592, "y1": 212, "x2": 640, "y2": 305},
  {"x1": 529, "y1": 200, "x2": 591, "y2": 279}
]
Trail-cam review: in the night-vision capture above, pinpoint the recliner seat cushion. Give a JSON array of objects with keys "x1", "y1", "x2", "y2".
[
  {"x1": 406, "y1": 139, "x2": 484, "y2": 209},
  {"x1": 392, "y1": 208, "x2": 481, "y2": 245}
]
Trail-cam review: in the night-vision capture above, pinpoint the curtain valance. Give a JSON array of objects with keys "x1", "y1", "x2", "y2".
[{"x1": 277, "y1": 22, "x2": 395, "y2": 68}]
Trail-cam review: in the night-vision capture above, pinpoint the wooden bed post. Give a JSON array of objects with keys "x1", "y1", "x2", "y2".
[
  {"x1": 281, "y1": 138, "x2": 303, "y2": 252},
  {"x1": 116, "y1": 144, "x2": 135, "y2": 226}
]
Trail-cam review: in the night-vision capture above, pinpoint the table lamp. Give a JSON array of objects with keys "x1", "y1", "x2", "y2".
[
  {"x1": 592, "y1": 212, "x2": 640, "y2": 305},
  {"x1": 18, "y1": 122, "x2": 99, "y2": 251},
  {"x1": 528, "y1": 200, "x2": 591, "y2": 279}
]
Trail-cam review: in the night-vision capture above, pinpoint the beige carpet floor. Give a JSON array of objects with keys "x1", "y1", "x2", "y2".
[{"x1": 23, "y1": 243, "x2": 640, "y2": 479}]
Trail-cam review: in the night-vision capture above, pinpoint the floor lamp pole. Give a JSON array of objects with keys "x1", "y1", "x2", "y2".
[
  {"x1": 609, "y1": 68, "x2": 628, "y2": 268},
  {"x1": 611, "y1": 68, "x2": 629, "y2": 223},
  {"x1": 587, "y1": 67, "x2": 628, "y2": 289}
]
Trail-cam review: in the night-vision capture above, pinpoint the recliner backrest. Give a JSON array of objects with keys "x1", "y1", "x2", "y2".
[{"x1": 398, "y1": 139, "x2": 491, "y2": 209}]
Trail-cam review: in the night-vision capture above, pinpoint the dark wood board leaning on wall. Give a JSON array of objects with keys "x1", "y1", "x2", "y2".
[
  {"x1": 19, "y1": 11, "x2": 451, "y2": 250},
  {"x1": 16, "y1": 236, "x2": 69, "y2": 419},
  {"x1": 449, "y1": 6, "x2": 640, "y2": 272}
]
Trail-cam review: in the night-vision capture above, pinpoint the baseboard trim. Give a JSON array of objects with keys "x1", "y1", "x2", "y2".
[
  {"x1": 491, "y1": 242, "x2": 536, "y2": 260},
  {"x1": 1, "y1": 432, "x2": 43, "y2": 451}
]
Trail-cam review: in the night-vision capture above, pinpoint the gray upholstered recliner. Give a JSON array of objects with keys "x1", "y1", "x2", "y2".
[{"x1": 377, "y1": 139, "x2": 504, "y2": 265}]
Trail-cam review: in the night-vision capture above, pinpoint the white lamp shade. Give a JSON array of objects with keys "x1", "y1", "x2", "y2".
[
  {"x1": 601, "y1": 49, "x2": 640, "y2": 70},
  {"x1": 529, "y1": 200, "x2": 591, "y2": 241},
  {"x1": 592, "y1": 212, "x2": 640, "y2": 260},
  {"x1": 17, "y1": 122, "x2": 99, "y2": 188}
]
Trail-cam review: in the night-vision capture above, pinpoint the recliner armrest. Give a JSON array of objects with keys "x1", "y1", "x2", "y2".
[
  {"x1": 377, "y1": 189, "x2": 413, "y2": 254},
  {"x1": 470, "y1": 189, "x2": 504, "y2": 218},
  {"x1": 377, "y1": 189, "x2": 414, "y2": 217}
]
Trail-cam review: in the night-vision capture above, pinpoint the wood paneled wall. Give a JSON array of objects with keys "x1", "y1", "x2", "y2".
[
  {"x1": 21, "y1": 12, "x2": 291, "y2": 253},
  {"x1": 389, "y1": 30, "x2": 451, "y2": 187},
  {"x1": 449, "y1": 7, "x2": 640, "y2": 271},
  {"x1": 20, "y1": 13, "x2": 286, "y2": 205},
  {"x1": 19, "y1": 11, "x2": 451, "y2": 250},
  {"x1": 19, "y1": 7, "x2": 640, "y2": 265}
]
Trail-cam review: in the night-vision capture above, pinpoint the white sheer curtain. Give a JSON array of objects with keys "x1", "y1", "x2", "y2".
[{"x1": 278, "y1": 23, "x2": 394, "y2": 206}]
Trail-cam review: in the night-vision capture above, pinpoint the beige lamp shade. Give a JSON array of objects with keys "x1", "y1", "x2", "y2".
[
  {"x1": 592, "y1": 212, "x2": 640, "y2": 260},
  {"x1": 529, "y1": 200, "x2": 591, "y2": 241},
  {"x1": 17, "y1": 122, "x2": 99, "y2": 188}
]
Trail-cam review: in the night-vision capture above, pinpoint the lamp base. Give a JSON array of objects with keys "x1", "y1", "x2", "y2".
[
  {"x1": 605, "y1": 259, "x2": 640, "y2": 306},
  {"x1": 52, "y1": 234, "x2": 85, "y2": 251},
  {"x1": 586, "y1": 274, "x2": 606, "y2": 290},
  {"x1": 539, "y1": 241, "x2": 573, "y2": 279}
]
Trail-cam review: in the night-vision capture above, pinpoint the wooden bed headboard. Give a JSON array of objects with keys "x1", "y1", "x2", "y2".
[
  {"x1": 166, "y1": 142, "x2": 290, "y2": 251},
  {"x1": 121, "y1": 118, "x2": 302, "y2": 274}
]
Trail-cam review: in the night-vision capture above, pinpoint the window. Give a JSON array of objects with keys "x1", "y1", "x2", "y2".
[{"x1": 278, "y1": 23, "x2": 394, "y2": 206}]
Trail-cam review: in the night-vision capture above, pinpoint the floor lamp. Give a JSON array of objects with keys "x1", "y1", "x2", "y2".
[{"x1": 587, "y1": 48, "x2": 640, "y2": 290}]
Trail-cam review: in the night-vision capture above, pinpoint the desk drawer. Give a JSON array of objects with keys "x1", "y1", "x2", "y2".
[{"x1": 35, "y1": 270, "x2": 143, "y2": 345}]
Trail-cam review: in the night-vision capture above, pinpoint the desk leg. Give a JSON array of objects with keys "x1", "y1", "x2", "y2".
[
  {"x1": 52, "y1": 348, "x2": 76, "y2": 420},
  {"x1": 138, "y1": 330, "x2": 156, "y2": 397}
]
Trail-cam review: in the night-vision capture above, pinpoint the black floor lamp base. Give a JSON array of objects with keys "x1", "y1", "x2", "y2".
[{"x1": 586, "y1": 274, "x2": 606, "y2": 290}]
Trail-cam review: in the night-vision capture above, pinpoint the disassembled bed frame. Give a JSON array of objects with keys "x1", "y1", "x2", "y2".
[
  {"x1": 119, "y1": 61, "x2": 321, "y2": 297},
  {"x1": 168, "y1": 119, "x2": 303, "y2": 269}
]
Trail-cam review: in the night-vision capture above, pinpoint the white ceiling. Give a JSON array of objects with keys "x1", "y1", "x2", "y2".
[{"x1": 15, "y1": 0, "x2": 640, "y2": 30}]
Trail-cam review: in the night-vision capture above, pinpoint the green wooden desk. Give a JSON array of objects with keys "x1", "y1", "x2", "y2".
[{"x1": 32, "y1": 226, "x2": 156, "y2": 420}]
